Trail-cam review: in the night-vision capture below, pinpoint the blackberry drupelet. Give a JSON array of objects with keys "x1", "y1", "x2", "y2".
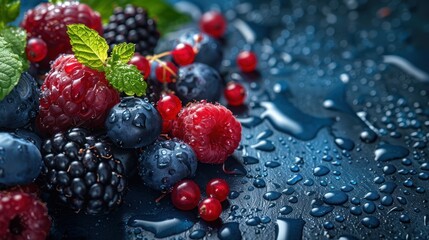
[
  {"x1": 104, "y1": 4, "x2": 160, "y2": 55},
  {"x1": 40, "y1": 128, "x2": 126, "y2": 215}
]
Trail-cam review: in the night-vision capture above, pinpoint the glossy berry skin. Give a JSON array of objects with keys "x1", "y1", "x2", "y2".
[
  {"x1": 174, "y1": 63, "x2": 222, "y2": 103},
  {"x1": 178, "y1": 31, "x2": 223, "y2": 69},
  {"x1": 237, "y1": 51, "x2": 258, "y2": 72},
  {"x1": 171, "y1": 180, "x2": 201, "y2": 210},
  {"x1": 172, "y1": 43, "x2": 195, "y2": 66},
  {"x1": 0, "y1": 72, "x2": 39, "y2": 129},
  {"x1": 172, "y1": 101, "x2": 242, "y2": 164},
  {"x1": 155, "y1": 61, "x2": 178, "y2": 83},
  {"x1": 21, "y1": 1, "x2": 103, "y2": 70},
  {"x1": 157, "y1": 93, "x2": 182, "y2": 120},
  {"x1": 105, "y1": 97, "x2": 162, "y2": 148},
  {"x1": 26, "y1": 38, "x2": 47, "y2": 63},
  {"x1": 198, "y1": 197, "x2": 222, "y2": 221},
  {"x1": 37, "y1": 55, "x2": 120, "y2": 136},
  {"x1": 199, "y1": 11, "x2": 227, "y2": 38},
  {"x1": 41, "y1": 128, "x2": 126, "y2": 214},
  {"x1": 0, "y1": 192, "x2": 51, "y2": 240},
  {"x1": 206, "y1": 178, "x2": 230, "y2": 202},
  {"x1": 138, "y1": 139, "x2": 198, "y2": 192},
  {"x1": 224, "y1": 82, "x2": 246, "y2": 106},
  {"x1": 129, "y1": 54, "x2": 151, "y2": 79},
  {"x1": 0, "y1": 133, "x2": 42, "y2": 187}
]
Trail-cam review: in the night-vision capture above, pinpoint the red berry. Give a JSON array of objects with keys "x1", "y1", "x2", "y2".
[
  {"x1": 198, "y1": 197, "x2": 222, "y2": 221},
  {"x1": 172, "y1": 43, "x2": 195, "y2": 66},
  {"x1": 129, "y1": 53, "x2": 151, "y2": 79},
  {"x1": 200, "y1": 11, "x2": 227, "y2": 38},
  {"x1": 157, "y1": 93, "x2": 182, "y2": 120},
  {"x1": 37, "y1": 54, "x2": 120, "y2": 135},
  {"x1": 162, "y1": 119, "x2": 174, "y2": 134},
  {"x1": 236, "y1": 51, "x2": 258, "y2": 72},
  {"x1": 172, "y1": 101, "x2": 242, "y2": 164},
  {"x1": 224, "y1": 82, "x2": 246, "y2": 106},
  {"x1": 171, "y1": 180, "x2": 201, "y2": 211},
  {"x1": 206, "y1": 178, "x2": 230, "y2": 202},
  {"x1": 155, "y1": 61, "x2": 178, "y2": 83},
  {"x1": 21, "y1": 2, "x2": 103, "y2": 70},
  {"x1": 26, "y1": 38, "x2": 47, "y2": 63},
  {"x1": 0, "y1": 192, "x2": 51, "y2": 240}
]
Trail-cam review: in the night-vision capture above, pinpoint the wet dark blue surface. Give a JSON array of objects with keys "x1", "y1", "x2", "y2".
[{"x1": 19, "y1": 0, "x2": 429, "y2": 239}]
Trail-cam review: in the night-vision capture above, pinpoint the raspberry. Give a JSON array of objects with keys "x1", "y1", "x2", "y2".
[
  {"x1": 21, "y1": 1, "x2": 103, "y2": 71},
  {"x1": 36, "y1": 55, "x2": 120, "y2": 136},
  {"x1": 172, "y1": 101, "x2": 242, "y2": 164},
  {"x1": 0, "y1": 191, "x2": 51, "y2": 240}
]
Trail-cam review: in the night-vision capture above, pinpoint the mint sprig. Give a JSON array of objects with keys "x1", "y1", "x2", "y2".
[
  {"x1": 67, "y1": 24, "x2": 147, "y2": 96},
  {"x1": 0, "y1": 37, "x2": 23, "y2": 100},
  {"x1": 0, "y1": 0, "x2": 20, "y2": 29},
  {"x1": 0, "y1": 27, "x2": 28, "y2": 69}
]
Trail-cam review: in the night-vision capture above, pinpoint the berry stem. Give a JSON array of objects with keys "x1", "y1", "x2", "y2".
[
  {"x1": 153, "y1": 58, "x2": 177, "y2": 77},
  {"x1": 147, "y1": 51, "x2": 171, "y2": 61}
]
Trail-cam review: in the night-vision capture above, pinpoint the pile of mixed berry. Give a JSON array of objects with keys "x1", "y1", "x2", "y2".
[{"x1": 0, "y1": 0, "x2": 260, "y2": 239}]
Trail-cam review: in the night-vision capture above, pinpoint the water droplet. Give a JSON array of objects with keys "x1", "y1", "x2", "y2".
[
  {"x1": 243, "y1": 156, "x2": 259, "y2": 165},
  {"x1": 237, "y1": 116, "x2": 263, "y2": 128},
  {"x1": 379, "y1": 182, "x2": 397, "y2": 194},
  {"x1": 363, "y1": 202, "x2": 376, "y2": 214},
  {"x1": 279, "y1": 206, "x2": 293, "y2": 215},
  {"x1": 287, "y1": 174, "x2": 303, "y2": 185},
  {"x1": 122, "y1": 110, "x2": 131, "y2": 121},
  {"x1": 374, "y1": 143, "x2": 409, "y2": 162},
  {"x1": 361, "y1": 216, "x2": 380, "y2": 229},
  {"x1": 265, "y1": 161, "x2": 281, "y2": 168},
  {"x1": 313, "y1": 166, "x2": 330, "y2": 176},
  {"x1": 223, "y1": 156, "x2": 247, "y2": 176},
  {"x1": 251, "y1": 140, "x2": 275, "y2": 152},
  {"x1": 310, "y1": 206, "x2": 334, "y2": 217},
  {"x1": 363, "y1": 191, "x2": 380, "y2": 201},
  {"x1": 253, "y1": 178, "x2": 266, "y2": 188},
  {"x1": 218, "y1": 222, "x2": 242, "y2": 240},
  {"x1": 275, "y1": 218, "x2": 305, "y2": 240},
  {"x1": 334, "y1": 137, "x2": 355, "y2": 151},
  {"x1": 190, "y1": 229, "x2": 206, "y2": 239},
  {"x1": 323, "y1": 191, "x2": 348, "y2": 205},
  {"x1": 256, "y1": 129, "x2": 273, "y2": 140},
  {"x1": 263, "y1": 191, "x2": 282, "y2": 201},
  {"x1": 127, "y1": 212, "x2": 196, "y2": 238},
  {"x1": 246, "y1": 217, "x2": 261, "y2": 226}
]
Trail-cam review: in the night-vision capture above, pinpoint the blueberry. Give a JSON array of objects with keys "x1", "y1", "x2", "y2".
[
  {"x1": 178, "y1": 31, "x2": 223, "y2": 69},
  {"x1": 0, "y1": 72, "x2": 39, "y2": 129},
  {"x1": 138, "y1": 139, "x2": 198, "y2": 191},
  {"x1": 174, "y1": 63, "x2": 222, "y2": 103},
  {"x1": 105, "y1": 97, "x2": 162, "y2": 148},
  {"x1": 0, "y1": 132, "x2": 42, "y2": 186}
]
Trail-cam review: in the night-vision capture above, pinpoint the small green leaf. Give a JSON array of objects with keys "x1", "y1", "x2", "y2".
[
  {"x1": 111, "y1": 43, "x2": 135, "y2": 64},
  {"x1": 105, "y1": 62, "x2": 146, "y2": 96},
  {"x1": 67, "y1": 24, "x2": 108, "y2": 71},
  {"x1": 0, "y1": 27, "x2": 28, "y2": 70},
  {"x1": 0, "y1": 0, "x2": 20, "y2": 28},
  {"x1": 0, "y1": 37, "x2": 23, "y2": 101}
]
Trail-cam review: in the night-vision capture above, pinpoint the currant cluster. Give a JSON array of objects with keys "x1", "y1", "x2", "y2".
[{"x1": 171, "y1": 178, "x2": 230, "y2": 221}]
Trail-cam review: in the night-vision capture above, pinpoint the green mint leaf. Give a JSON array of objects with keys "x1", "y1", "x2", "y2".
[
  {"x1": 111, "y1": 43, "x2": 135, "y2": 64},
  {"x1": 0, "y1": 0, "x2": 20, "y2": 28},
  {"x1": 0, "y1": 27, "x2": 28, "y2": 70},
  {"x1": 80, "y1": 0, "x2": 191, "y2": 34},
  {"x1": 0, "y1": 37, "x2": 23, "y2": 101},
  {"x1": 105, "y1": 62, "x2": 147, "y2": 96},
  {"x1": 67, "y1": 24, "x2": 108, "y2": 71}
]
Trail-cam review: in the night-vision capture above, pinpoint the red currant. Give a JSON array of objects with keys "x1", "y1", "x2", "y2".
[
  {"x1": 236, "y1": 51, "x2": 258, "y2": 72},
  {"x1": 155, "y1": 61, "x2": 178, "y2": 83},
  {"x1": 200, "y1": 11, "x2": 227, "y2": 38},
  {"x1": 224, "y1": 82, "x2": 246, "y2": 106},
  {"x1": 129, "y1": 54, "x2": 151, "y2": 79},
  {"x1": 26, "y1": 38, "x2": 47, "y2": 63},
  {"x1": 172, "y1": 43, "x2": 195, "y2": 66},
  {"x1": 206, "y1": 178, "x2": 230, "y2": 202},
  {"x1": 171, "y1": 180, "x2": 201, "y2": 211},
  {"x1": 198, "y1": 197, "x2": 222, "y2": 221},
  {"x1": 157, "y1": 93, "x2": 182, "y2": 120}
]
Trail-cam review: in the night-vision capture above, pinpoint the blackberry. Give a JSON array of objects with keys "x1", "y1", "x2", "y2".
[
  {"x1": 104, "y1": 5, "x2": 160, "y2": 55},
  {"x1": 40, "y1": 128, "x2": 126, "y2": 214},
  {"x1": 138, "y1": 139, "x2": 197, "y2": 192}
]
